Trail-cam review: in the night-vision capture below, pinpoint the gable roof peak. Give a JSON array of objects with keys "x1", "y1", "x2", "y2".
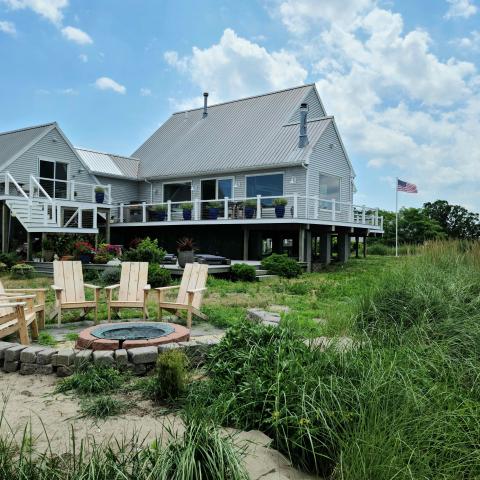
[{"x1": 0, "y1": 121, "x2": 56, "y2": 137}]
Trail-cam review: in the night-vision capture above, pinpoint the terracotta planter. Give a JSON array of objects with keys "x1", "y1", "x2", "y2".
[{"x1": 60, "y1": 255, "x2": 74, "y2": 261}]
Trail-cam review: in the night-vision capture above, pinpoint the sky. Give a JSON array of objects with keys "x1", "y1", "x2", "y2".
[{"x1": 0, "y1": 0, "x2": 479, "y2": 212}]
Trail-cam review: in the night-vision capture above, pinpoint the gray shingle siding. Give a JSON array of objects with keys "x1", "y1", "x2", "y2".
[
  {"x1": 94, "y1": 175, "x2": 139, "y2": 205},
  {"x1": 5, "y1": 127, "x2": 96, "y2": 200}
]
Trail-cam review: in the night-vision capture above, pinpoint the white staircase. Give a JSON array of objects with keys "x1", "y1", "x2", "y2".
[{"x1": 6, "y1": 198, "x2": 56, "y2": 229}]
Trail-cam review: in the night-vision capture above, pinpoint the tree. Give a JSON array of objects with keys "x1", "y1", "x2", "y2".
[{"x1": 423, "y1": 200, "x2": 479, "y2": 239}]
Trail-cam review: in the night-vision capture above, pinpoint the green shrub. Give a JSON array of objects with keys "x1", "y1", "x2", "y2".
[
  {"x1": 367, "y1": 243, "x2": 390, "y2": 255},
  {"x1": 261, "y1": 254, "x2": 302, "y2": 278},
  {"x1": 148, "y1": 264, "x2": 171, "y2": 288},
  {"x1": 10, "y1": 263, "x2": 35, "y2": 279},
  {"x1": 0, "y1": 252, "x2": 19, "y2": 269},
  {"x1": 145, "y1": 350, "x2": 189, "y2": 402},
  {"x1": 99, "y1": 266, "x2": 121, "y2": 285},
  {"x1": 272, "y1": 197, "x2": 288, "y2": 206},
  {"x1": 80, "y1": 396, "x2": 128, "y2": 419},
  {"x1": 37, "y1": 331, "x2": 57, "y2": 347},
  {"x1": 231, "y1": 263, "x2": 256, "y2": 282},
  {"x1": 92, "y1": 253, "x2": 111, "y2": 264},
  {"x1": 83, "y1": 268, "x2": 100, "y2": 283},
  {"x1": 0, "y1": 262, "x2": 7, "y2": 273},
  {"x1": 122, "y1": 237, "x2": 166, "y2": 264}
]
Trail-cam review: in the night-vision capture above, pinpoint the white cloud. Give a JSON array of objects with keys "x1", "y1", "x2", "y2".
[
  {"x1": 452, "y1": 30, "x2": 480, "y2": 50},
  {"x1": 164, "y1": 28, "x2": 307, "y2": 104},
  {"x1": 0, "y1": 19, "x2": 16, "y2": 35},
  {"x1": 1, "y1": 0, "x2": 68, "y2": 25},
  {"x1": 61, "y1": 25, "x2": 92, "y2": 45},
  {"x1": 94, "y1": 77, "x2": 126, "y2": 94},
  {"x1": 59, "y1": 88, "x2": 78, "y2": 95},
  {"x1": 79, "y1": 53, "x2": 88, "y2": 62},
  {"x1": 140, "y1": 88, "x2": 152, "y2": 96},
  {"x1": 444, "y1": 0, "x2": 477, "y2": 19}
]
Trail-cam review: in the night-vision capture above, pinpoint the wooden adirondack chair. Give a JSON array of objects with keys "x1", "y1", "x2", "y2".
[
  {"x1": 52, "y1": 261, "x2": 101, "y2": 326},
  {"x1": 156, "y1": 263, "x2": 208, "y2": 329},
  {"x1": 105, "y1": 262, "x2": 150, "y2": 321},
  {"x1": 0, "y1": 297, "x2": 39, "y2": 345},
  {"x1": 0, "y1": 280, "x2": 46, "y2": 329}
]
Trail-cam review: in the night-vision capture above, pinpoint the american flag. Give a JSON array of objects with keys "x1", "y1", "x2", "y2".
[{"x1": 397, "y1": 179, "x2": 418, "y2": 193}]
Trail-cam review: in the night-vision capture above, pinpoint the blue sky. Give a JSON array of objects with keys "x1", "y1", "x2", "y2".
[{"x1": 0, "y1": 0, "x2": 479, "y2": 212}]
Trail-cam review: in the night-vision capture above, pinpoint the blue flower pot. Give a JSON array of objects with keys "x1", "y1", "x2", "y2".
[
  {"x1": 152, "y1": 211, "x2": 166, "y2": 221},
  {"x1": 208, "y1": 207, "x2": 219, "y2": 220},
  {"x1": 95, "y1": 192, "x2": 105, "y2": 204},
  {"x1": 183, "y1": 209, "x2": 192, "y2": 220},
  {"x1": 79, "y1": 254, "x2": 92, "y2": 264},
  {"x1": 275, "y1": 205, "x2": 286, "y2": 218},
  {"x1": 244, "y1": 206, "x2": 255, "y2": 219}
]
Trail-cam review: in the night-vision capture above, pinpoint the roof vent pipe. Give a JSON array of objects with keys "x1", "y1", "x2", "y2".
[
  {"x1": 299, "y1": 103, "x2": 309, "y2": 148},
  {"x1": 203, "y1": 92, "x2": 209, "y2": 118}
]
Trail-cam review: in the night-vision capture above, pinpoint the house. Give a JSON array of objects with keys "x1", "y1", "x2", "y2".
[{"x1": 0, "y1": 84, "x2": 383, "y2": 268}]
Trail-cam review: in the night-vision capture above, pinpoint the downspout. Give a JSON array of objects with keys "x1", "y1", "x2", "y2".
[{"x1": 144, "y1": 179, "x2": 153, "y2": 204}]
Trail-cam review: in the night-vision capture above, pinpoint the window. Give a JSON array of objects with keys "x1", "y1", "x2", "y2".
[
  {"x1": 246, "y1": 173, "x2": 283, "y2": 207},
  {"x1": 163, "y1": 182, "x2": 191, "y2": 203},
  {"x1": 319, "y1": 174, "x2": 341, "y2": 209},
  {"x1": 201, "y1": 178, "x2": 233, "y2": 200},
  {"x1": 39, "y1": 159, "x2": 68, "y2": 198}
]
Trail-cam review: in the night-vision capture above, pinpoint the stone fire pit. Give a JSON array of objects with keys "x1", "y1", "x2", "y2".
[{"x1": 76, "y1": 322, "x2": 190, "y2": 351}]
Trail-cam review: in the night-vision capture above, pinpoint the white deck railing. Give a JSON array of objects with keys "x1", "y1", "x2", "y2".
[{"x1": 112, "y1": 194, "x2": 383, "y2": 229}]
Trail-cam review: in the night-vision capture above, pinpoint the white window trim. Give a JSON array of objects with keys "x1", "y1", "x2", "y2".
[
  {"x1": 162, "y1": 180, "x2": 192, "y2": 203},
  {"x1": 37, "y1": 156, "x2": 70, "y2": 180},
  {"x1": 200, "y1": 176, "x2": 235, "y2": 199},
  {"x1": 244, "y1": 171, "x2": 285, "y2": 198}
]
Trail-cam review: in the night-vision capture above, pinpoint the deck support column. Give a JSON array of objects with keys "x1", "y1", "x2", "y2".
[
  {"x1": 319, "y1": 232, "x2": 331, "y2": 265},
  {"x1": 243, "y1": 228, "x2": 249, "y2": 261},
  {"x1": 26, "y1": 232, "x2": 32, "y2": 261},
  {"x1": 363, "y1": 235, "x2": 367, "y2": 258},
  {"x1": 305, "y1": 227, "x2": 312, "y2": 273},
  {"x1": 355, "y1": 236, "x2": 359, "y2": 258},
  {"x1": 105, "y1": 209, "x2": 111, "y2": 244},
  {"x1": 298, "y1": 225, "x2": 305, "y2": 262},
  {"x1": 2, "y1": 203, "x2": 8, "y2": 253},
  {"x1": 338, "y1": 233, "x2": 350, "y2": 263}
]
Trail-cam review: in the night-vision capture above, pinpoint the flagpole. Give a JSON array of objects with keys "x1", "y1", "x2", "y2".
[{"x1": 395, "y1": 177, "x2": 398, "y2": 257}]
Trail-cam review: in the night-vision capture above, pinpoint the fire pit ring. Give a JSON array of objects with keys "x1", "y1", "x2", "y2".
[{"x1": 76, "y1": 321, "x2": 190, "y2": 351}]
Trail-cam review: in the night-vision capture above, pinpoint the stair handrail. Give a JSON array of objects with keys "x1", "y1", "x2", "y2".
[
  {"x1": 5, "y1": 172, "x2": 29, "y2": 200},
  {"x1": 30, "y1": 175, "x2": 52, "y2": 202}
]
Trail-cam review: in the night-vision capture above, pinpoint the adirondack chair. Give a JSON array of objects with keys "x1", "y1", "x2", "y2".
[
  {"x1": 0, "y1": 296, "x2": 38, "y2": 345},
  {"x1": 105, "y1": 262, "x2": 150, "y2": 321},
  {"x1": 156, "y1": 262, "x2": 208, "y2": 329},
  {"x1": 52, "y1": 261, "x2": 101, "y2": 326},
  {"x1": 0, "y1": 280, "x2": 46, "y2": 329}
]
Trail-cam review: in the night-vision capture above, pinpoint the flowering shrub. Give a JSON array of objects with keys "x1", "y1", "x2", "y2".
[{"x1": 73, "y1": 241, "x2": 95, "y2": 257}]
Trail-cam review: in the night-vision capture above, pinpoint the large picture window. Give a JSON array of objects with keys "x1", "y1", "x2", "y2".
[
  {"x1": 319, "y1": 174, "x2": 341, "y2": 209},
  {"x1": 246, "y1": 173, "x2": 283, "y2": 206},
  {"x1": 201, "y1": 178, "x2": 233, "y2": 200},
  {"x1": 39, "y1": 158, "x2": 68, "y2": 198},
  {"x1": 163, "y1": 182, "x2": 191, "y2": 203}
]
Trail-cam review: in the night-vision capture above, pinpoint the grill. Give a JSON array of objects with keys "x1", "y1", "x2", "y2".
[{"x1": 91, "y1": 322, "x2": 175, "y2": 341}]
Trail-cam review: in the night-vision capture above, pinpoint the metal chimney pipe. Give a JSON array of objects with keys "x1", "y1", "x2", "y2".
[
  {"x1": 299, "y1": 103, "x2": 309, "y2": 148},
  {"x1": 203, "y1": 92, "x2": 209, "y2": 118}
]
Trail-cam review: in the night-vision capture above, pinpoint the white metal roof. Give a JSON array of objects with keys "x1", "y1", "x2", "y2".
[{"x1": 75, "y1": 147, "x2": 140, "y2": 179}]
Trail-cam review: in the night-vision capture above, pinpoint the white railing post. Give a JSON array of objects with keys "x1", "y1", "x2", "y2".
[
  {"x1": 332, "y1": 199, "x2": 336, "y2": 221},
  {"x1": 314, "y1": 196, "x2": 319, "y2": 219},
  {"x1": 194, "y1": 199, "x2": 200, "y2": 221},
  {"x1": 43, "y1": 204, "x2": 48, "y2": 225},
  {"x1": 78, "y1": 209, "x2": 83, "y2": 228},
  {"x1": 29, "y1": 176, "x2": 33, "y2": 198},
  {"x1": 167, "y1": 200, "x2": 172, "y2": 221},
  {"x1": 93, "y1": 207, "x2": 97, "y2": 229},
  {"x1": 256, "y1": 195, "x2": 261, "y2": 219},
  {"x1": 293, "y1": 193, "x2": 298, "y2": 218},
  {"x1": 142, "y1": 202, "x2": 147, "y2": 223},
  {"x1": 57, "y1": 205, "x2": 61, "y2": 226},
  {"x1": 374, "y1": 208, "x2": 379, "y2": 226},
  {"x1": 28, "y1": 199, "x2": 32, "y2": 222},
  {"x1": 5, "y1": 173, "x2": 9, "y2": 195},
  {"x1": 107, "y1": 185, "x2": 112, "y2": 204},
  {"x1": 224, "y1": 197, "x2": 229, "y2": 220},
  {"x1": 119, "y1": 203, "x2": 124, "y2": 223},
  {"x1": 362, "y1": 205, "x2": 366, "y2": 225},
  {"x1": 91, "y1": 186, "x2": 95, "y2": 203},
  {"x1": 70, "y1": 180, "x2": 75, "y2": 201}
]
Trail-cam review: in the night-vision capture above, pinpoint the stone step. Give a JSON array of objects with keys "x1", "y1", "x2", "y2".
[{"x1": 257, "y1": 274, "x2": 278, "y2": 281}]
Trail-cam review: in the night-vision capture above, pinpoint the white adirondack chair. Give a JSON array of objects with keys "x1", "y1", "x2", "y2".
[
  {"x1": 52, "y1": 261, "x2": 101, "y2": 325},
  {"x1": 105, "y1": 262, "x2": 150, "y2": 321},
  {"x1": 156, "y1": 262, "x2": 208, "y2": 329}
]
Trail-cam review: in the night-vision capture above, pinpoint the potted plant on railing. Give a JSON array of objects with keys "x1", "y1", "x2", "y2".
[
  {"x1": 42, "y1": 237, "x2": 54, "y2": 262},
  {"x1": 94, "y1": 186, "x2": 105, "y2": 204},
  {"x1": 177, "y1": 237, "x2": 195, "y2": 268},
  {"x1": 273, "y1": 197, "x2": 288, "y2": 218},
  {"x1": 150, "y1": 204, "x2": 168, "y2": 221},
  {"x1": 207, "y1": 201, "x2": 221, "y2": 220},
  {"x1": 73, "y1": 241, "x2": 95, "y2": 264},
  {"x1": 243, "y1": 199, "x2": 257, "y2": 219},
  {"x1": 182, "y1": 202, "x2": 193, "y2": 220}
]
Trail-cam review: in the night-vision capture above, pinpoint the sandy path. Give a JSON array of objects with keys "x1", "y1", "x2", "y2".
[{"x1": 0, "y1": 372, "x2": 318, "y2": 479}]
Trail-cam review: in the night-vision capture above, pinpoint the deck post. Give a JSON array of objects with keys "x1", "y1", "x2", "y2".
[
  {"x1": 2, "y1": 203, "x2": 8, "y2": 253},
  {"x1": 298, "y1": 225, "x2": 305, "y2": 262},
  {"x1": 78, "y1": 208, "x2": 83, "y2": 228},
  {"x1": 293, "y1": 193, "x2": 298, "y2": 218},
  {"x1": 305, "y1": 227, "x2": 312, "y2": 272},
  {"x1": 243, "y1": 228, "x2": 249, "y2": 260},
  {"x1": 319, "y1": 232, "x2": 331, "y2": 265},
  {"x1": 105, "y1": 209, "x2": 111, "y2": 243},
  {"x1": 338, "y1": 233, "x2": 350, "y2": 263},
  {"x1": 355, "y1": 236, "x2": 359, "y2": 258},
  {"x1": 256, "y1": 195, "x2": 261, "y2": 219},
  {"x1": 120, "y1": 203, "x2": 124, "y2": 223},
  {"x1": 224, "y1": 197, "x2": 229, "y2": 219},
  {"x1": 363, "y1": 235, "x2": 367, "y2": 258},
  {"x1": 314, "y1": 196, "x2": 319, "y2": 219},
  {"x1": 167, "y1": 201, "x2": 172, "y2": 221},
  {"x1": 93, "y1": 207, "x2": 97, "y2": 229},
  {"x1": 142, "y1": 202, "x2": 147, "y2": 223},
  {"x1": 26, "y1": 232, "x2": 32, "y2": 261}
]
